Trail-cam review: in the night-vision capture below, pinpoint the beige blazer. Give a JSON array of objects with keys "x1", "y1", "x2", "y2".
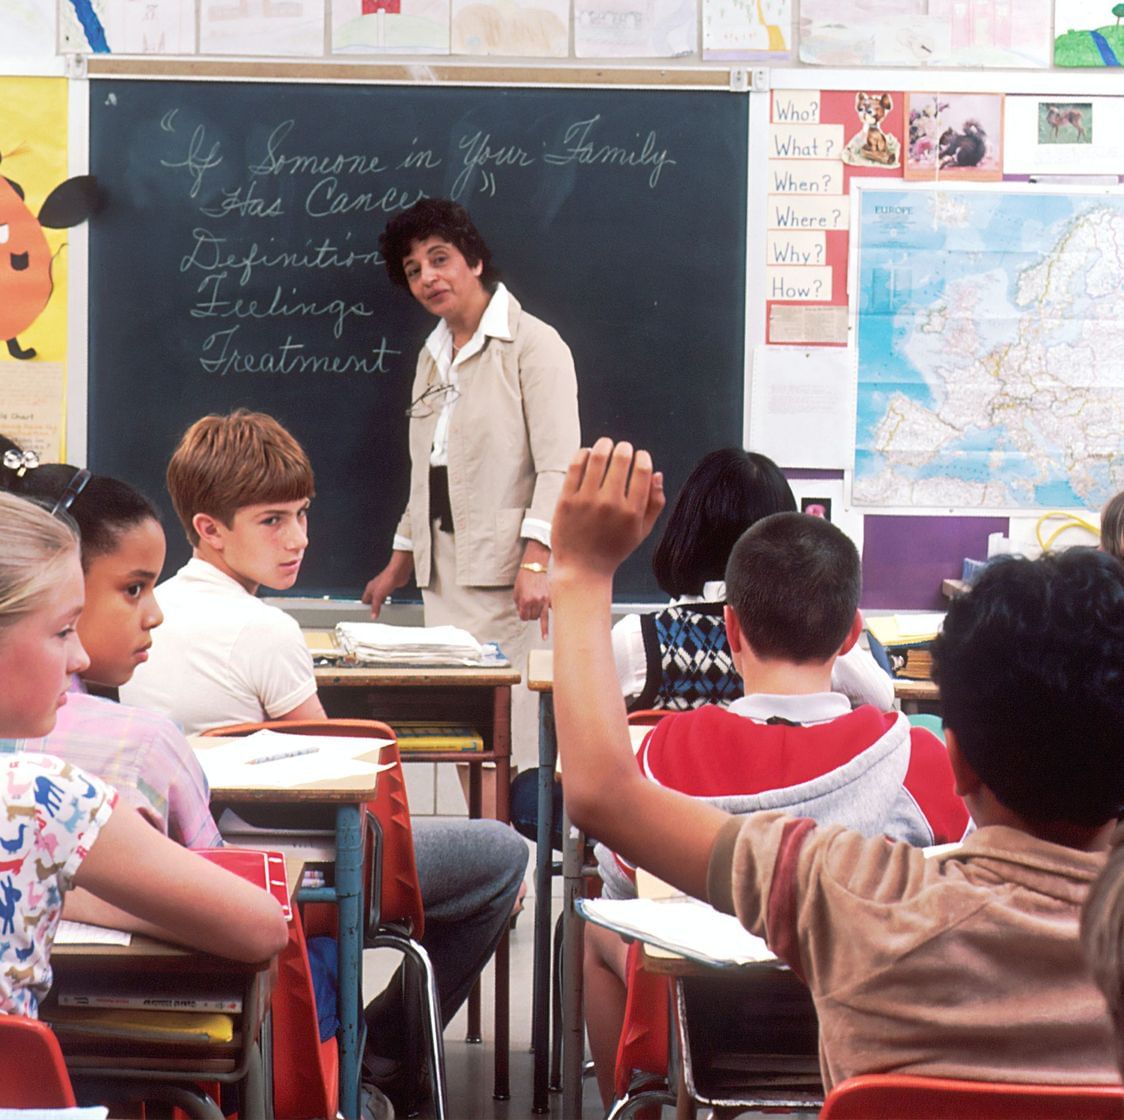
[{"x1": 395, "y1": 292, "x2": 580, "y2": 588}]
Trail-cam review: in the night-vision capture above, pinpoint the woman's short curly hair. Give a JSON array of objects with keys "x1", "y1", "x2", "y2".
[{"x1": 380, "y1": 198, "x2": 501, "y2": 292}]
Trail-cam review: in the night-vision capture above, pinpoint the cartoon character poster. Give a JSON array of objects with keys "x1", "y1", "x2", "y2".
[{"x1": 0, "y1": 78, "x2": 98, "y2": 460}]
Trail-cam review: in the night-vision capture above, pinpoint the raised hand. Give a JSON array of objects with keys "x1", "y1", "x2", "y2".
[{"x1": 552, "y1": 438, "x2": 665, "y2": 582}]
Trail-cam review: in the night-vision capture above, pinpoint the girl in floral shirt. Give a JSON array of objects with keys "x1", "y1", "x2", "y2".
[{"x1": 0, "y1": 490, "x2": 288, "y2": 1017}]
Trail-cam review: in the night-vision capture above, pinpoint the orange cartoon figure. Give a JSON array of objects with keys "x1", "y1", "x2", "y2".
[{"x1": 0, "y1": 161, "x2": 102, "y2": 360}]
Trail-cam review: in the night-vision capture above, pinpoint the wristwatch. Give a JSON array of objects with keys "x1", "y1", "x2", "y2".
[{"x1": 519, "y1": 561, "x2": 549, "y2": 574}]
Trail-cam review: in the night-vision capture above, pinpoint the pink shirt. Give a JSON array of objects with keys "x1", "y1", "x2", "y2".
[{"x1": 10, "y1": 685, "x2": 221, "y2": 849}]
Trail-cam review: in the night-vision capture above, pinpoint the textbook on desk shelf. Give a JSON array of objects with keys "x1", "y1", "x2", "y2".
[{"x1": 394, "y1": 721, "x2": 484, "y2": 752}]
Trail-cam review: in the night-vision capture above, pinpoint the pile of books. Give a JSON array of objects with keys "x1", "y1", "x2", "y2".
[
  {"x1": 866, "y1": 613, "x2": 942, "y2": 681},
  {"x1": 335, "y1": 622, "x2": 489, "y2": 666}
]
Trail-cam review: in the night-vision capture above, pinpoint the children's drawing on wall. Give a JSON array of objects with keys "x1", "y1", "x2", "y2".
[
  {"x1": 575, "y1": 0, "x2": 696, "y2": 58},
  {"x1": 333, "y1": 0, "x2": 451, "y2": 53},
  {"x1": 841, "y1": 92, "x2": 901, "y2": 168},
  {"x1": 451, "y1": 0, "x2": 569, "y2": 55},
  {"x1": 1039, "y1": 102, "x2": 1093, "y2": 143},
  {"x1": 701, "y1": 0, "x2": 790, "y2": 61},
  {"x1": 60, "y1": 0, "x2": 196, "y2": 53},
  {"x1": 3, "y1": 0, "x2": 57, "y2": 54},
  {"x1": 1054, "y1": 0, "x2": 1124, "y2": 65},
  {"x1": 200, "y1": 0, "x2": 326, "y2": 55},
  {"x1": 799, "y1": 0, "x2": 1051, "y2": 68},
  {"x1": 904, "y1": 92, "x2": 1004, "y2": 181}
]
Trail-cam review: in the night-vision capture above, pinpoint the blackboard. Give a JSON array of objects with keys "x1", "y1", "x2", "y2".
[{"x1": 88, "y1": 79, "x2": 748, "y2": 599}]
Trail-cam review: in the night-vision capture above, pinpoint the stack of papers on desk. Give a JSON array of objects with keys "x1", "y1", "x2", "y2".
[
  {"x1": 195, "y1": 728, "x2": 394, "y2": 788},
  {"x1": 577, "y1": 896, "x2": 778, "y2": 969},
  {"x1": 336, "y1": 622, "x2": 489, "y2": 666}
]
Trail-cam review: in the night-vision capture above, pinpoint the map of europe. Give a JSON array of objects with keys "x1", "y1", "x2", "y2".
[{"x1": 853, "y1": 187, "x2": 1124, "y2": 510}]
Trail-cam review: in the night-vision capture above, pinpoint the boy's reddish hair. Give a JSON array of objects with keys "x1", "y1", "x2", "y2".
[{"x1": 167, "y1": 409, "x2": 315, "y2": 546}]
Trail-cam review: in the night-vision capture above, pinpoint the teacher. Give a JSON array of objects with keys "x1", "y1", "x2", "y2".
[{"x1": 362, "y1": 198, "x2": 580, "y2": 769}]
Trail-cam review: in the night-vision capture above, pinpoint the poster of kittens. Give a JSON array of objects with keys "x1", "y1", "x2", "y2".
[{"x1": 904, "y1": 92, "x2": 1004, "y2": 180}]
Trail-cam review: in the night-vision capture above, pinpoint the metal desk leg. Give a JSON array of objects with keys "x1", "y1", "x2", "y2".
[
  {"x1": 467, "y1": 762, "x2": 483, "y2": 1045},
  {"x1": 493, "y1": 736, "x2": 512, "y2": 1101},
  {"x1": 560, "y1": 804, "x2": 586, "y2": 1120},
  {"x1": 242, "y1": 1041, "x2": 267, "y2": 1120},
  {"x1": 531, "y1": 694, "x2": 557, "y2": 1113},
  {"x1": 336, "y1": 803, "x2": 364, "y2": 1120}
]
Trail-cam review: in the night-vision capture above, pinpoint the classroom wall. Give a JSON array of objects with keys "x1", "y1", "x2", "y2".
[{"x1": 2, "y1": 1, "x2": 1121, "y2": 608}]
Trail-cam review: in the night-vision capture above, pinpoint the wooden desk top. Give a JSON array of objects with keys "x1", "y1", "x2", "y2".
[
  {"x1": 306, "y1": 627, "x2": 521, "y2": 687},
  {"x1": 190, "y1": 736, "x2": 384, "y2": 801},
  {"x1": 53, "y1": 856, "x2": 304, "y2": 966},
  {"x1": 315, "y1": 663, "x2": 521, "y2": 688},
  {"x1": 893, "y1": 678, "x2": 940, "y2": 701}
]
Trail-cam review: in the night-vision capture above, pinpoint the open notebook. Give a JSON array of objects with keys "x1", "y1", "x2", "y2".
[{"x1": 576, "y1": 868, "x2": 778, "y2": 969}]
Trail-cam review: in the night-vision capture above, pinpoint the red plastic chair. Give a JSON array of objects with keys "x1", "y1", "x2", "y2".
[
  {"x1": 602, "y1": 711, "x2": 675, "y2": 1119},
  {"x1": 0, "y1": 1015, "x2": 77, "y2": 1107},
  {"x1": 202, "y1": 718, "x2": 444, "y2": 1118},
  {"x1": 606, "y1": 941, "x2": 675, "y2": 1119},
  {"x1": 819, "y1": 1073, "x2": 1124, "y2": 1119}
]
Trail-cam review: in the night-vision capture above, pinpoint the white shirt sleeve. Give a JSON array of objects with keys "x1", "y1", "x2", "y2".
[
  {"x1": 233, "y1": 609, "x2": 319, "y2": 720},
  {"x1": 831, "y1": 641, "x2": 896, "y2": 711},
  {"x1": 611, "y1": 612, "x2": 648, "y2": 704}
]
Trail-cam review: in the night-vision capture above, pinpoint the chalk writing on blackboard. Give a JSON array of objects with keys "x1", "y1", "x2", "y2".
[{"x1": 151, "y1": 106, "x2": 681, "y2": 379}]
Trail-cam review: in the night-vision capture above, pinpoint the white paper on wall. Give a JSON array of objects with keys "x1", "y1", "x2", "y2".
[{"x1": 3, "y1": 0, "x2": 56, "y2": 54}]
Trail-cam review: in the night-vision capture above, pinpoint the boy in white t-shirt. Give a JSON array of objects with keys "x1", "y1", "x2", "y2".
[
  {"x1": 122, "y1": 409, "x2": 324, "y2": 731},
  {"x1": 123, "y1": 409, "x2": 527, "y2": 1109}
]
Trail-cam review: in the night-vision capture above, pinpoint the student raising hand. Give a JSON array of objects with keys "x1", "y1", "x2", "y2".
[{"x1": 551, "y1": 439, "x2": 666, "y2": 582}]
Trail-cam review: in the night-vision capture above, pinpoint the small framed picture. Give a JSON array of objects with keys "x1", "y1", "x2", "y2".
[
  {"x1": 801, "y1": 496, "x2": 832, "y2": 521},
  {"x1": 905, "y1": 92, "x2": 1004, "y2": 181},
  {"x1": 1037, "y1": 101, "x2": 1092, "y2": 144}
]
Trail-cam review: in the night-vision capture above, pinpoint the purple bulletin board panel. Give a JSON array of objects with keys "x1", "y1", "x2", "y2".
[
  {"x1": 783, "y1": 471, "x2": 1009, "y2": 610},
  {"x1": 860, "y1": 515, "x2": 1010, "y2": 611}
]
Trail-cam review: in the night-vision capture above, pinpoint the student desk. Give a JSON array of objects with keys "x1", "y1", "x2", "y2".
[
  {"x1": 47, "y1": 858, "x2": 302, "y2": 1119},
  {"x1": 637, "y1": 946, "x2": 822, "y2": 1116},
  {"x1": 311, "y1": 651, "x2": 521, "y2": 1099},
  {"x1": 194, "y1": 738, "x2": 381, "y2": 1120},
  {"x1": 894, "y1": 678, "x2": 940, "y2": 714}
]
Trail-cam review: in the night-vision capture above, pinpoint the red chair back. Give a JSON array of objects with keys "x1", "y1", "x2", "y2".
[
  {"x1": 819, "y1": 1074, "x2": 1124, "y2": 1119},
  {"x1": 608, "y1": 711, "x2": 676, "y2": 1097},
  {"x1": 271, "y1": 909, "x2": 340, "y2": 1120},
  {"x1": 0, "y1": 1015, "x2": 77, "y2": 1107},
  {"x1": 612, "y1": 940, "x2": 672, "y2": 1099}
]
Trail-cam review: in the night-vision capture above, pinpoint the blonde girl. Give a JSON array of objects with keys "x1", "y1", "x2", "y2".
[{"x1": 0, "y1": 491, "x2": 287, "y2": 1016}]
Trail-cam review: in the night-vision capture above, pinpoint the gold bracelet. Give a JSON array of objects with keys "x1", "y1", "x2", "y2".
[{"x1": 520, "y1": 561, "x2": 549, "y2": 574}]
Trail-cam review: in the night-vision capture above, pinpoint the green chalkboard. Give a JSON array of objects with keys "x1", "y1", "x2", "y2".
[{"x1": 88, "y1": 79, "x2": 748, "y2": 599}]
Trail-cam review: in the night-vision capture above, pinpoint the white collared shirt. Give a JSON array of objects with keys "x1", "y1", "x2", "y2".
[
  {"x1": 426, "y1": 283, "x2": 513, "y2": 468},
  {"x1": 727, "y1": 690, "x2": 853, "y2": 726}
]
